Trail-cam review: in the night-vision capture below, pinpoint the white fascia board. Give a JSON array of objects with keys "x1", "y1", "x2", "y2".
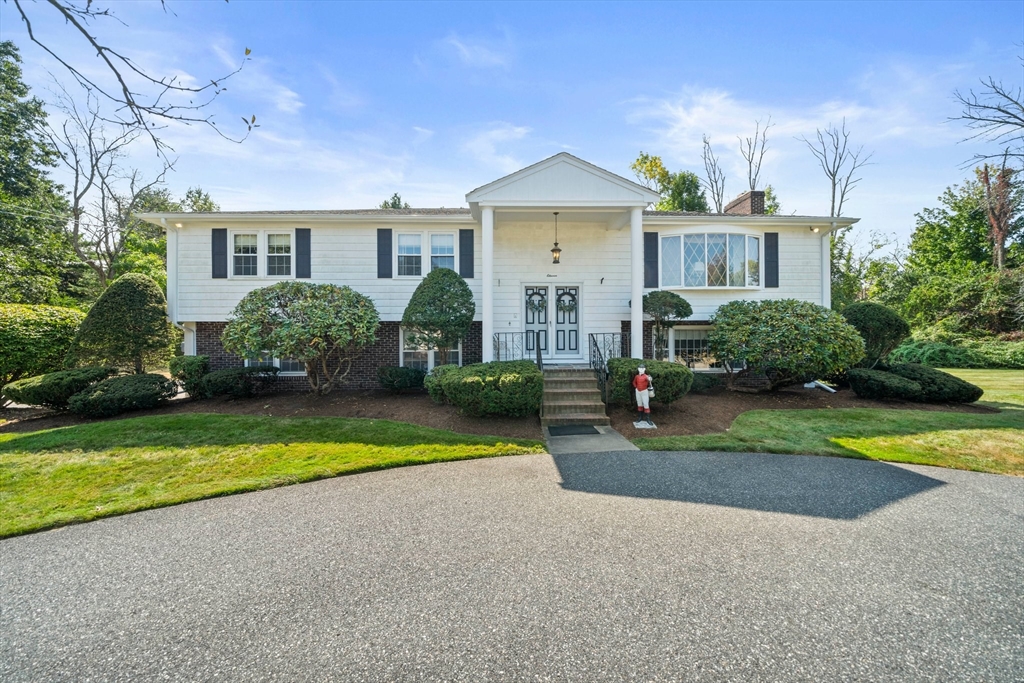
[
  {"x1": 135, "y1": 213, "x2": 478, "y2": 228},
  {"x1": 641, "y1": 216, "x2": 859, "y2": 231}
]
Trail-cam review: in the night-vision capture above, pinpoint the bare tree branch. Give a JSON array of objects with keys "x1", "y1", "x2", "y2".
[
  {"x1": 41, "y1": 89, "x2": 174, "y2": 286},
  {"x1": 738, "y1": 116, "x2": 772, "y2": 191},
  {"x1": 701, "y1": 135, "x2": 726, "y2": 212},
  {"x1": 953, "y1": 69, "x2": 1024, "y2": 164},
  {"x1": 799, "y1": 118, "x2": 873, "y2": 217},
  {"x1": 9, "y1": 0, "x2": 257, "y2": 155},
  {"x1": 978, "y1": 152, "x2": 1021, "y2": 270}
]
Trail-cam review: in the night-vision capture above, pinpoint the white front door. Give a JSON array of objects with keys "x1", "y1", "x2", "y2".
[{"x1": 523, "y1": 285, "x2": 582, "y2": 360}]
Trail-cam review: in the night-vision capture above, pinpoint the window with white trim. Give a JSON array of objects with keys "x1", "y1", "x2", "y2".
[
  {"x1": 267, "y1": 233, "x2": 292, "y2": 276},
  {"x1": 397, "y1": 234, "x2": 422, "y2": 276},
  {"x1": 245, "y1": 354, "x2": 306, "y2": 376},
  {"x1": 668, "y1": 327, "x2": 745, "y2": 373},
  {"x1": 430, "y1": 233, "x2": 455, "y2": 271},
  {"x1": 664, "y1": 233, "x2": 761, "y2": 288},
  {"x1": 233, "y1": 234, "x2": 258, "y2": 276},
  {"x1": 401, "y1": 328, "x2": 461, "y2": 371}
]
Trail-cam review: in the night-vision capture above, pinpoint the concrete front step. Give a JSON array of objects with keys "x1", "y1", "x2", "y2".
[
  {"x1": 540, "y1": 414, "x2": 611, "y2": 427},
  {"x1": 542, "y1": 400, "x2": 607, "y2": 416}
]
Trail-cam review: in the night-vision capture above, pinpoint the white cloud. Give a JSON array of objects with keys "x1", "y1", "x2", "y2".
[
  {"x1": 442, "y1": 33, "x2": 511, "y2": 69},
  {"x1": 462, "y1": 123, "x2": 531, "y2": 173}
]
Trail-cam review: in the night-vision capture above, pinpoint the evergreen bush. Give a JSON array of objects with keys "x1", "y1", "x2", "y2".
[
  {"x1": 377, "y1": 366, "x2": 426, "y2": 393},
  {"x1": 887, "y1": 341, "x2": 988, "y2": 368},
  {"x1": 439, "y1": 361, "x2": 543, "y2": 417},
  {"x1": 708, "y1": 299, "x2": 865, "y2": 390},
  {"x1": 196, "y1": 366, "x2": 279, "y2": 399},
  {"x1": 606, "y1": 358, "x2": 693, "y2": 407},
  {"x1": 2, "y1": 366, "x2": 116, "y2": 409},
  {"x1": 68, "y1": 373, "x2": 179, "y2": 417},
  {"x1": 0, "y1": 304, "x2": 86, "y2": 404},
  {"x1": 888, "y1": 363, "x2": 984, "y2": 403},
  {"x1": 401, "y1": 268, "x2": 475, "y2": 368},
  {"x1": 169, "y1": 355, "x2": 210, "y2": 398},
  {"x1": 847, "y1": 368, "x2": 923, "y2": 401},
  {"x1": 424, "y1": 364, "x2": 460, "y2": 404},
  {"x1": 689, "y1": 372, "x2": 723, "y2": 394},
  {"x1": 841, "y1": 302, "x2": 911, "y2": 367},
  {"x1": 66, "y1": 273, "x2": 173, "y2": 373}
]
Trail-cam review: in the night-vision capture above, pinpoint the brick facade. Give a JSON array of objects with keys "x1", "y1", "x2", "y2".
[{"x1": 195, "y1": 320, "x2": 483, "y2": 390}]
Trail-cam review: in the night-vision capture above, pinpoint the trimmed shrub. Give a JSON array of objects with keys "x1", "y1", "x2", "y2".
[
  {"x1": 607, "y1": 358, "x2": 694, "y2": 407},
  {"x1": 689, "y1": 372, "x2": 723, "y2": 394},
  {"x1": 643, "y1": 291, "x2": 693, "y2": 360},
  {"x1": 377, "y1": 366, "x2": 426, "y2": 393},
  {"x1": 425, "y1": 363, "x2": 460, "y2": 404},
  {"x1": 66, "y1": 273, "x2": 173, "y2": 373},
  {"x1": 889, "y1": 363, "x2": 984, "y2": 403},
  {"x1": 196, "y1": 366, "x2": 279, "y2": 399},
  {"x1": 848, "y1": 368, "x2": 923, "y2": 401},
  {"x1": 222, "y1": 282, "x2": 379, "y2": 394},
  {"x1": 0, "y1": 304, "x2": 86, "y2": 403},
  {"x1": 841, "y1": 302, "x2": 910, "y2": 368},
  {"x1": 2, "y1": 366, "x2": 116, "y2": 409},
  {"x1": 708, "y1": 299, "x2": 865, "y2": 391},
  {"x1": 68, "y1": 373, "x2": 179, "y2": 418},
  {"x1": 169, "y1": 355, "x2": 210, "y2": 398},
  {"x1": 962, "y1": 340, "x2": 1024, "y2": 369},
  {"x1": 401, "y1": 268, "x2": 475, "y2": 367},
  {"x1": 439, "y1": 361, "x2": 543, "y2": 417}
]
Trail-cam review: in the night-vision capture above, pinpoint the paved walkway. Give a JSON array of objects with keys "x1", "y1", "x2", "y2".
[
  {"x1": 543, "y1": 424, "x2": 638, "y2": 453},
  {"x1": 2, "y1": 452, "x2": 1022, "y2": 681}
]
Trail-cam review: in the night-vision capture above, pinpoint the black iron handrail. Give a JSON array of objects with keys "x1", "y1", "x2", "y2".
[{"x1": 493, "y1": 331, "x2": 545, "y2": 369}]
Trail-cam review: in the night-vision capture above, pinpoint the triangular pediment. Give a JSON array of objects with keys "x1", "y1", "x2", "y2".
[{"x1": 465, "y1": 153, "x2": 661, "y2": 211}]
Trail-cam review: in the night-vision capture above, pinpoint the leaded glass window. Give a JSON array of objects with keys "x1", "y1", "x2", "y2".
[
  {"x1": 728, "y1": 234, "x2": 745, "y2": 286},
  {"x1": 706, "y1": 234, "x2": 727, "y2": 286},
  {"x1": 661, "y1": 236, "x2": 681, "y2": 287},
  {"x1": 683, "y1": 234, "x2": 706, "y2": 287}
]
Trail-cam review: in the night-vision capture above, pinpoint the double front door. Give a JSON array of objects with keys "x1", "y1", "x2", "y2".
[{"x1": 524, "y1": 285, "x2": 580, "y2": 359}]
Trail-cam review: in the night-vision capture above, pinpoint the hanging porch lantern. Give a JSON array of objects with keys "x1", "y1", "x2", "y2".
[{"x1": 550, "y1": 211, "x2": 561, "y2": 264}]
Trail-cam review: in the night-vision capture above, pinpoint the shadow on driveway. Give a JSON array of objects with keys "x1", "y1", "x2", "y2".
[{"x1": 553, "y1": 451, "x2": 946, "y2": 520}]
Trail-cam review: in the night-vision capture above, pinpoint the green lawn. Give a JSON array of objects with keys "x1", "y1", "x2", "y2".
[
  {"x1": 636, "y1": 369, "x2": 1024, "y2": 476},
  {"x1": 0, "y1": 414, "x2": 545, "y2": 538}
]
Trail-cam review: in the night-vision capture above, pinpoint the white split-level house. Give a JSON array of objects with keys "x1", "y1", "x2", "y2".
[{"x1": 139, "y1": 153, "x2": 857, "y2": 388}]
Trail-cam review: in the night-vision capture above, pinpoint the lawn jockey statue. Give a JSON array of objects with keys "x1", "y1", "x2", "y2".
[{"x1": 632, "y1": 365, "x2": 655, "y2": 428}]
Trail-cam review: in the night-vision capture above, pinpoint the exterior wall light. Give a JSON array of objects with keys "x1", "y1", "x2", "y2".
[
  {"x1": 551, "y1": 211, "x2": 561, "y2": 264},
  {"x1": 810, "y1": 226, "x2": 820, "y2": 233},
  {"x1": 175, "y1": 223, "x2": 183, "y2": 228}
]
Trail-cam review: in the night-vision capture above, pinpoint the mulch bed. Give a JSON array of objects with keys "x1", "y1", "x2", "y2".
[{"x1": 0, "y1": 384, "x2": 998, "y2": 441}]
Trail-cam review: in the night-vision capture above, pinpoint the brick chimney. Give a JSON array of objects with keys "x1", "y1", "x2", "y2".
[{"x1": 723, "y1": 190, "x2": 765, "y2": 215}]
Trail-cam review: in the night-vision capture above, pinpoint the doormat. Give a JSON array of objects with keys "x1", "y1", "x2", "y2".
[{"x1": 548, "y1": 425, "x2": 600, "y2": 436}]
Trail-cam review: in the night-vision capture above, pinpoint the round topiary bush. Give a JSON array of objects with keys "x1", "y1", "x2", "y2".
[
  {"x1": 439, "y1": 361, "x2": 543, "y2": 417},
  {"x1": 841, "y1": 302, "x2": 911, "y2": 368},
  {"x1": 0, "y1": 304, "x2": 86, "y2": 404},
  {"x1": 606, "y1": 358, "x2": 693, "y2": 407},
  {"x1": 377, "y1": 366, "x2": 426, "y2": 393},
  {"x1": 847, "y1": 368, "x2": 923, "y2": 401},
  {"x1": 2, "y1": 366, "x2": 117, "y2": 409},
  {"x1": 708, "y1": 299, "x2": 866, "y2": 391},
  {"x1": 68, "y1": 373, "x2": 179, "y2": 417},
  {"x1": 888, "y1": 363, "x2": 984, "y2": 403},
  {"x1": 66, "y1": 273, "x2": 174, "y2": 373},
  {"x1": 401, "y1": 268, "x2": 475, "y2": 366}
]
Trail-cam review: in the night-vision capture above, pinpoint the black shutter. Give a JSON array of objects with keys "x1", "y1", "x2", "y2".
[
  {"x1": 643, "y1": 232, "x2": 659, "y2": 288},
  {"x1": 295, "y1": 228, "x2": 311, "y2": 278},
  {"x1": 459, "y1": 229, "x2": 474, "y2": 278},
  {"x1": 764, "y1": 232, "x2": 779, "y2": 288},
  {"x1": 377, "y1": 229, "x2": 392, "y2": 278},
  {"x1": 212, "y1": 228, "x2": 227, "y2": 279}
]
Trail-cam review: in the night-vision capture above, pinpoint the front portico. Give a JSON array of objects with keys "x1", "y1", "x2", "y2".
[{"x1": 466, "y1": 153, "x2": 661, "y2": 362}]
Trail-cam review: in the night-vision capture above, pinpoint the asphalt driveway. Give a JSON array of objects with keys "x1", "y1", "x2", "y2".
[{"x1": 2, "y1": 451, "x2": 1022, "y2": 681}]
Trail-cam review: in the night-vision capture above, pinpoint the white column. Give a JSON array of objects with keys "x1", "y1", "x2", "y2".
[
  {"x1": 630, "y1": 206, "x2": 644, "y2": 359},
  {"x1": 482, "y1": 207, "x2": 495, "y2": 362},
  {"x1": 821, "y1": 230, "x2": 832, "y2": 309}
]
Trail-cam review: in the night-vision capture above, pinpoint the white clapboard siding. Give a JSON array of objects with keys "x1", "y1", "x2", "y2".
[{"x1": 174, "y1": 220, "x2": 824, "y2": 327}]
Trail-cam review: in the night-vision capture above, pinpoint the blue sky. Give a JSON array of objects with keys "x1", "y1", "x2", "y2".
[{"x1": 3, "y1": 0, "x2": 1022, "y2": 249}]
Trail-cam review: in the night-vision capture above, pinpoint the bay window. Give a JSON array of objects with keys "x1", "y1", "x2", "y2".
[{"x1": 664, "y1": 233, "x2": 762, "y2": 288}]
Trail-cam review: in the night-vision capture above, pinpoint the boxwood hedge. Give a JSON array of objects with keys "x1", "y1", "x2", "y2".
[
  {"x1": 0, "y1": 304, "x2": 86, "y2": 400},
  {"x1": 169, "y1": 355, "x2": 210, "y2": 398},
  {"x1": 438, "y1": 361, "x2": 543, "y2": 417},
  {"x1": 196, "y1": 366, "x2": 280, "y2": 399},
  {"x1": 424, "y1": 364, "x2": 460, "y2": 404},
  {"x1": 847, "y1": 368, "x2": 923, "y2": 401},
  {"x1": 377, "y1": 366, "x2": 426, "y2": 393},
  {"x1": 606, "y1": 358, "x2": 693, "y2": 408},
  {"x1": 888, "y1": 363, "x2": 984, "y2": 404}
]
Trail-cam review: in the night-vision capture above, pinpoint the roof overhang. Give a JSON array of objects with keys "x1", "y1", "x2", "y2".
[
  {"x1": 641, "y1": 215, "x2": 858, "y2": 231},
  {"x1": 135, "y1": 212, "x2": 477, "y2": 228}
]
